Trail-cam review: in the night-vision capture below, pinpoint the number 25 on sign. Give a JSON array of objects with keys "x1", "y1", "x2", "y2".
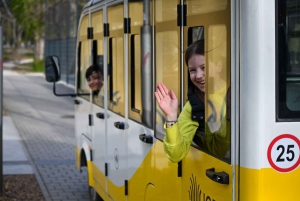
[{"x1": 267, "y1": 134, "x2": 300, "y2": 172}]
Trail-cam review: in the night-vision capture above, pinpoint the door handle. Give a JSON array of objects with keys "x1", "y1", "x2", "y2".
[
  {"x1": 74, "y1": 99, "x2": 81, "y2": 105},
  {"x1": 96, "y1": 112, "x2": 105, "y2": 119},
  {"x1": 205, "y1": 168, "x2": 229, "y2": 184},
  {"x1": 139, "y1": 134, "x2": 153, "y2": 144},
  {"x1": 114, "y1": 122, "x2": 128, "y2": 130}
]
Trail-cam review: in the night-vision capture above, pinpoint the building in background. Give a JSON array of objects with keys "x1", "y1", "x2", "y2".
[{"x1": 44, "y1": 0, "x2": 89, "y2": 85}]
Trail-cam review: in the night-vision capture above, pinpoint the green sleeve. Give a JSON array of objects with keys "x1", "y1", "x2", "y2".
[
  {"x1": 163, "y1": 102, "x2": 198, "y2": 163},
  {"x1": 163, "y1": 102, "x2": 231, "y2": 162}
]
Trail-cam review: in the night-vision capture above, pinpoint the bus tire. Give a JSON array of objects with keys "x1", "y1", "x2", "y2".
[
  {"x1": 87, "y1": 168, "x2": 103, "y2": 201},
  {"x1": 89, "y1": 186, "x2": 102, "y2": 201}
]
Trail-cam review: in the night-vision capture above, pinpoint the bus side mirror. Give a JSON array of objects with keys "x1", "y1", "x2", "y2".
[
  {"x1": 44, "y1": 55, "x2": 90, "y2": 97},
  {"x1": 45, "y1": 55, "x2": 61, "y2": 82}
]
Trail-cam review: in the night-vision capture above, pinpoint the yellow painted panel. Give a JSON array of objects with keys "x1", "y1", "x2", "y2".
[
  {"x1": 89, "y1": 140, "x2": 181, "y2": 200},
  {"x1": 94, "y1": 182, "x2": 112, "y2": 201},
  {"x1": 91, "y1": 162, "x2": 106, "y2": 195},
  {"x1": 186, "y1": 0, "x2": 227, "y2": 16},
  {"x1": 91, "y1": 11, "x2": 103, "y2": 34},
  {"x1": 79, "y1": 15, "x2": 89, "y2": 37},
  {"x1": 152, "y1": 141, "x2": 181, "y2": 200},
  {"x1": 144, "y1": 183, "x2": 155, "y2": 201},
  {"x1": 129, "y1": 2, "x2": 143, "y2": 26},
  {"x1": 80, "y1": 40, "x2": 90, "y2": 92},
  {"x1": 155, "y1": 0, "x2": 178, "y2": 23},
  {"x1": 108, "y1": 37, "x2": 124, "y2": 114},
  {"x1": 90, "y1": 162, "x2": 124, "y2": 200},
  {"x1": 107, "y1": 179, "x2": 124, "y2": 201},
  {"x1": 108, "y1": 4, "x2": 124, "y2": 31},
  {"x1": 127, "y1": 148, "x2": 155, "y2": 200},
  {"x1": 182, "y1": 147, "x2": 232, "y2": 201},
  {"x1": 87, "y1": 160, "x2": 94, "y2": 187},
  {"x1": 240, "y1": 166, "x2": 300, "y2": 201}
]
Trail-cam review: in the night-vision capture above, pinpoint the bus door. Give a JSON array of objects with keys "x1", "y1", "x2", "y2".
[
  {"x1": 90, "y1": 10, "x2": 107, "y2": 192},
  {"x1": 126, "y1": 1, "x2": 156, "y2": 200},
  {"x1": 106, "y1": 3, "x2": 126, "y2": 200},
  {"x1": 75, "y1": 14, "x2": 93, "y2": 156},
  {"x1": 181, "y1": 1, "x2": 233, "y2": 200}
]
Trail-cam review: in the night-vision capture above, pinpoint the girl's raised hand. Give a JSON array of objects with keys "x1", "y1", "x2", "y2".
[{"x1": 154, "y1": 83, "x2": 178, "y2": 121}]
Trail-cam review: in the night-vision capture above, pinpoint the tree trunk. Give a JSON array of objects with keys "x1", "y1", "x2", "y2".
[
  {"x1": 13, "y1": 26, "x2": 23, "y2": 55},
  {"x1": 34, "y1": 37, "x2": 44, "y2": 60}
]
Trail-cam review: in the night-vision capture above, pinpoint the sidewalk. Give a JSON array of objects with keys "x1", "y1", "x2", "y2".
[
  {"x1": 2, "y1": 61, "x2": 51, "y2": 200},
  {"x1": 3, "y1": 59, "x2": 35, "y2": 175},
  {"x1": 3, "y1": 113, "x2": 33, "y2": 175},
  {"x1": 2, "y1": 60, "x2": 90, "y2": 201}
]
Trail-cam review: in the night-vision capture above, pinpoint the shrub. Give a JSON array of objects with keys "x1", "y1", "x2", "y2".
[{"x1": 31, "y1": 59, "x2": 44, "y2": 72}]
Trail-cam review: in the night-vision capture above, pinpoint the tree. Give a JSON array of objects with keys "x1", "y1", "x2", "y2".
[{"x1": 10, "y1": 0, "x2": 45, "y2": 60}]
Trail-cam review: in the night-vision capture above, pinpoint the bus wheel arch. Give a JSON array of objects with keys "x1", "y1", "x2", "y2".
[{"x1": 80, "y1": 149, "x2": 87, "y2": 168}]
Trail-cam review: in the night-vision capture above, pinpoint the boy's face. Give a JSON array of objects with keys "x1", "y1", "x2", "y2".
[{"x1": 87, "y1": 71, "x2": 103, "y2": 91}]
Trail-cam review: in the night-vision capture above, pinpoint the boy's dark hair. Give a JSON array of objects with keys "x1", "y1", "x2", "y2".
[{"x1": 85, "y1": 64, "x2": 103, "y2": 80}]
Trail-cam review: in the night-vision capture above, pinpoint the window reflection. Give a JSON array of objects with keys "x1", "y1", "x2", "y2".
[{"x1": 189, "y1": 26, "x2": 231, "y2": 160}]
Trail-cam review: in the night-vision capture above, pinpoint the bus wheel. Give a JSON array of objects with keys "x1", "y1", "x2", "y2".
[
  {"x1": 89, "y1": 187, "x2": 102, "y2": 201},
  {"x1": 86, "y1": 167, "x2": 103, "y2": 201}
]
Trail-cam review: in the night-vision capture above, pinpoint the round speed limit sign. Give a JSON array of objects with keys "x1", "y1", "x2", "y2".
[{"x1": 267, "y1": 134, "x2": 300, "y2": 172}]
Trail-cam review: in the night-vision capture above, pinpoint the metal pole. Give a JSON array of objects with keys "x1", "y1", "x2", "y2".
[
  {"x1": 0, "y1": 25, "x2": 4, "y2": 193},
  {"x1": 66, "y1": 0, "x2": 70, "y2": 84},
  {"x1": 141, "y1": 0, "x2": 153, "y2": 128}
]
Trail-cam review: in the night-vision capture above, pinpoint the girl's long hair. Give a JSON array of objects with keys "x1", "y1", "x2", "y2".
[{"x1": 185, "y1": 40, "x2": 205, "y2": 102}]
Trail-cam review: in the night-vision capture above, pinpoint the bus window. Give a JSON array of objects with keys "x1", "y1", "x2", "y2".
[
  {"x1": 76, "y1": 42, "x2": 81, "y2": 90},
  {"x1": 94, "y1": 55, "x2": 105, "y2": 107},
  {"x1": 89, "y1": 40, "x2": 104, "y2": 107},
  {"x1": 277, "y1": 0, "x2": 300, "y2": 120},
  {"x1": 188, "y1": 26, "x2": 231, "y2": 161},
  {"x1": 83, "y1": 40, "x2": 103, "y2": 97},
  {"x1": 155, "y1": 31, "x2": 179, "y2": 139},
  {"x1": 129, "y1": 35, "x2": 142, "y2": 122},
  {"x1": 77, "y1": 15, "x2": 90, "y2": 95},
  {"x1": 108, "y1": 37, "x2": 125, "y2": 115},
  {"x1": 207, "y1": 25, "x2": 230, "y2": 160},
  {"x1": 79, "y1": 40, "x2": 91, "y2": 95}
]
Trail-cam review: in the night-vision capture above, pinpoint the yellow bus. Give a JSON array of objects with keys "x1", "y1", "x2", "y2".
[{"x1": 45, "y1": 0, "x2": 300, "y2": 200}]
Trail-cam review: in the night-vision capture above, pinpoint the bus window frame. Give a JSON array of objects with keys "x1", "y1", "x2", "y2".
[
  {"x1": 108, "y1": 37, "x2": 117, "y2": 105},
  {"x1": 130, "y1": 34, "x2": 141, "y2": 114}
]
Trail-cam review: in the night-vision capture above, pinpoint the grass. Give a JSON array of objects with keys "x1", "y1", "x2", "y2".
[
  {"x1": 3, "y1": 47, "x2": 44, "y2": 73},
  {"x1": 31, "y1": 59, "x2": 44, "y2": 72}
]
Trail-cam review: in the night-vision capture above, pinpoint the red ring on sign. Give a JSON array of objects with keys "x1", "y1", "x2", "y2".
[{"x1": 267, "y1": 134, "x2": 300, "y2": 172}]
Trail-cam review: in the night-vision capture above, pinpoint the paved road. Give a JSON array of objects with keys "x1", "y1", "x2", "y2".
[{"x1": 3, "y1": 71, "x2": 90, "y2": 201}]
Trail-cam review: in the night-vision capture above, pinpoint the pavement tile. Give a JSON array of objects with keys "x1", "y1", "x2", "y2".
[{"x1": 3, "y1": 69, "x2": 90, "y2": 201}]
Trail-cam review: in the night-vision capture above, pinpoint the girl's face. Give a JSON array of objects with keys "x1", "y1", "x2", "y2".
[{"x1": 188, "y1": 54, "x2": 205, "y2": 93}]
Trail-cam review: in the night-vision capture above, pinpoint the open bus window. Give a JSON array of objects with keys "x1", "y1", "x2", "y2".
[
  {"x1": 277, "y1": 0, "x2": 300, "y2": 120},
  {"x1": 155, "y1": 25, "x2": 231, "y2": 161},
  {"x1": 189, "y1": 26, "x2": 231, "y2": 161}
]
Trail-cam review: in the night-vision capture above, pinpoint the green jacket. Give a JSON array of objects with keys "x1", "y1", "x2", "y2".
[{"x1": 163, "y1": 101, "x2": 230, "y2": 163}]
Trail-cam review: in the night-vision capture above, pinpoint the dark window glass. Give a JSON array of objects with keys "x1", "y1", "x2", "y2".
[
  {"x1": 129, "y1": 35, "x2": 142, "y2": 121},
  {"x1": 277, "y1": 0, "x2": 300, "y2": 120}
]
